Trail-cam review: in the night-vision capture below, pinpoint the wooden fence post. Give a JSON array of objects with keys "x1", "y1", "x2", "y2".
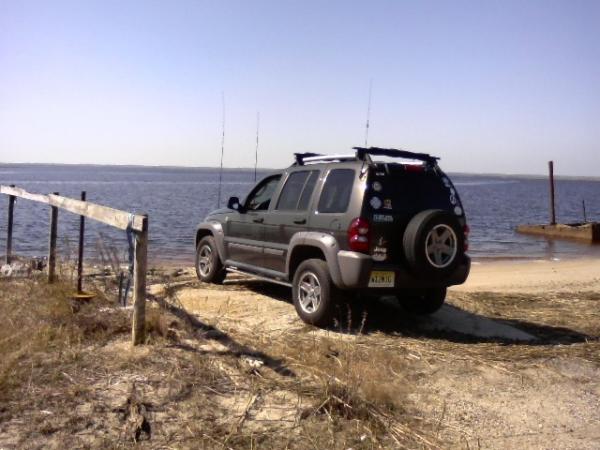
[
  {"x1": 132, "y1": 215, "x2": 148, "y2": 345},
  {"x1": 48, "y1": 192, "x2": 59, "y2": 283},
  {"x1": 6, "y1": 184, "x2": 15, "y2": 264},
  {"x1": 77, "y1": 191, "x2": 86, "y2": 293}
]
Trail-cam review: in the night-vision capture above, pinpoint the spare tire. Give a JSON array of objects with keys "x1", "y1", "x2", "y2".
[{"x1": 403, "y1": 209, "x2": 463, "y2": 276}]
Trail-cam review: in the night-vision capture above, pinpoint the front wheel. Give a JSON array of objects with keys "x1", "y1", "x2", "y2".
[
  {"x1": 195, "y1": 236, "x2": 226, "y2": 284},
  {"x1": 398, "y1": 287, "x2": 446, "y2": 315},
  {"x1": 292, "y1": 259, "x2": 338, "y2": 326}
]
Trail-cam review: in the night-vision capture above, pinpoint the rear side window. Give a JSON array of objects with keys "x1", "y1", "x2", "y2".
[
  {"x1": 317, "y1": 169, "x2": 355, "y2": 213},
  {"x1": 297, "y1": 171, "x2": 319, "y2": 210},
  {"x1": 276, "y1": 170, "x2": 319, "y2": 211}
]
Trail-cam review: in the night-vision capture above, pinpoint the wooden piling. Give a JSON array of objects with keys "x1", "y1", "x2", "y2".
[
  {"x1": 77, "y1": 191, "x2": 86, "y2": 293},
  {"x1": 48, "y1": 192, "x2": 59, "y2": 283},
  {"x1": 132, "y1": 215, "x2": 148, "y2": 345},
  {"x1": 6, "y1": 185, "x2": 15, "y2": 264},
  {"x1": 548, "y1": 161, "x2": 556, "y2": 225}
]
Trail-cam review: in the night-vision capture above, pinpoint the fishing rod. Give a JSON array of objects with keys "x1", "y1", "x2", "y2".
[
  {"x1": 254, "y1": 112, "x2": 260, "y2": 182},
  {"x1": 216, "y1": 91, "x2": 225, "y2": 208},
  {"x1": 364, "y1": 78, "x2": 373, "y2": 147}
]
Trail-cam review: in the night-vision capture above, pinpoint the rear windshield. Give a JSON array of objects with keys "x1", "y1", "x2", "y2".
[{"x1": 366, "y1": 165, "x2": 456, "y2": 215}]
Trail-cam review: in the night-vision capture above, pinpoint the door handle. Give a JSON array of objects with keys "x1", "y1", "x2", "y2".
[
  {"x1": 293, "y1": 218, "x2": 306, "y2": 225},
  {"x1": 253, "y1": 217, "x2": 264, "y2": 223}
]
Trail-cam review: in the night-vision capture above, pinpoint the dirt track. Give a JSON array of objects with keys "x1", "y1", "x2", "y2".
[{"x1": 154, "y1": 258, "x2": 600, "y2": 449}]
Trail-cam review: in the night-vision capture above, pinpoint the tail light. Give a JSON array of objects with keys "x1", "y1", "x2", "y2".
[
  {"x1": 404, "y1": 164, "x2": 425, "y2": 173},
  {"x1": 348, "y1": 217, "x2": 370, "y2": 253},
  {"x1": 463, "y1": 224, "x2": 470, "y2": 252}
]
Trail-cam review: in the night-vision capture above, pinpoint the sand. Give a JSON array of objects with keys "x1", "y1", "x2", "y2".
[
  {"x1": 454, "y1": 257, "x2": 600, "y2": 293},
  {"x1": 156, "y1": 256, "x2": 600, "y2": 449}
]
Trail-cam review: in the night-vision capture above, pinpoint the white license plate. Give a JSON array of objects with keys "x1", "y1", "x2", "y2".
[{"x1": 368, "y1": 271, "x2": 395, "y2": 288}]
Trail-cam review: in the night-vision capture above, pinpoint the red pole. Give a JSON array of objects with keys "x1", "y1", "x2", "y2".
[{"x1": 548, "y1": 161, "x2": 556, "y2": 225}]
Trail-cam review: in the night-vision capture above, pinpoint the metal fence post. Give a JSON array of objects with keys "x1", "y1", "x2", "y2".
[
  {"x1": 6, "y1": 184, "x2": 15, "y2": 264},
  {"x1": 48, "y1": 192, "x2": 59, "y2": 283},
  {"x1": 132, "y1": 215, "x2": 148, "y2": 345},
  {"x1": 77, "y1": 191, "x2": 86, "y2": 293},
  {"x1": 548, "y1": 161, "x2": 556, "y2": 225}
]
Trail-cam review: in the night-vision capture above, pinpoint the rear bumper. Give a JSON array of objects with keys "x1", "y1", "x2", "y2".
[{"x1": 335, "y1": 251, "x2": 471, "y2": 290}]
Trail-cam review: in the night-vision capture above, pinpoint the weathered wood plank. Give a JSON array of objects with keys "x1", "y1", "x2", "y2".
[
  {"x1": 47, "y1": 194, "x2": 145, "y2": 232},
  {"x1": 1, "y1": 185, "x2": 145, "y2": 232},
  {"x1": 0, "y1": 185, "x2": 49, "y2": 204}
]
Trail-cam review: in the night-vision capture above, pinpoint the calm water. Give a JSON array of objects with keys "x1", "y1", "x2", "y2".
[{"x1": 1, "y1": 164, "x2": 599, "y2": 265}]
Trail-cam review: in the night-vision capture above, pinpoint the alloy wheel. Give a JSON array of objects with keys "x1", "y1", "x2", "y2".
[{"x1": 425, "y1": 224, "x2": 458, "y2": 268}]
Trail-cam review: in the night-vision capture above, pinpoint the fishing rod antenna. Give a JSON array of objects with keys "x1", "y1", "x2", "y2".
[
  {"x1": 364, "y1": 78, "x2": 373, "y2": 147},
  {"x1": 217, "y1": 91, "x2": 225, "y2": 208},
  {"x1": 254, "y1": 112, "x2": 260, "y2": 182}
]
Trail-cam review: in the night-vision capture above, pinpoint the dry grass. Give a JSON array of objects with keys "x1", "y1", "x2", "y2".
[
  {"x1": 0, "y1": 277, "x2": 438, "y2": 449},
  {"x1": 2, "y1": 269, "x2": 597, "y2": 449}
]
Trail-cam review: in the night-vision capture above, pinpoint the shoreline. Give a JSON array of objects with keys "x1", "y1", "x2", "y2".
[
  {"x1": 452, "y1": 256, "x2": 600, "y2": 293},
  {"x1": 148, "y1": 252, "x2": 600, "y2": 269}
]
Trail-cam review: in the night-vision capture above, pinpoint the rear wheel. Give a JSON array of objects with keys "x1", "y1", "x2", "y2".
[
  {"x1": 398, "y1": 287, "x2": 446, "y2": 315},
  {"x1": 292, "y1": 259, "x2": 338, "y2": 326},
  {"x1": 195, "y1": 236, "x2": 226, "y2": 284}
]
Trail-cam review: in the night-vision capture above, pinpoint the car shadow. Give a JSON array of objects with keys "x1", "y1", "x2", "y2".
[
  {"x1": 147, "y1": 292, "x2": 296, "y2": 377},
  {"x1": 236, "y1": 279, "x2": 594, "y2": 346}
]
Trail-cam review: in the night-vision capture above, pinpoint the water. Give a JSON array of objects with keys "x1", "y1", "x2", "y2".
[{"x1": 1, "y1": 164, "x2": 599, "y2": 265}]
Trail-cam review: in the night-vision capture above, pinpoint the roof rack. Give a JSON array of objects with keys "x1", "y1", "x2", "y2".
[
  {"x1": 294, "y1": 152, "x2": 321, "y2": 165},
  {"x1": 353, "y1": 147, "x2": 439, "y2": 165},
  {"x1": 294, "y1": 147, "x2": 440, "y2": 166},
  {"x1": 294, "y1": 152, "x2": 356, "y2": 165}
]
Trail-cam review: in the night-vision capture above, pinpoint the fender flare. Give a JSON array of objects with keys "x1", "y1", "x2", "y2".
[
  {"x1": 195, "y1": 221, "x2": 226, "y2": 263},
  {"x1": 286, "y1": 232, "x2": 346, "y2": 288}
]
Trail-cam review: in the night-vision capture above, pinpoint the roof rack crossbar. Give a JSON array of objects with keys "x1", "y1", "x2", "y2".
[
  {"x1": 353, "y1": 147, "x2": 439, "y2": 164},
  {"x1": 294, "y1": 152, "x2": 358, "y2": 165},
  {"x1": 294, "y1": 152, "x2": 322, "y2": 165},
  {"x1": 302, "y1": 154, "x2": 356, "y2": 164}
]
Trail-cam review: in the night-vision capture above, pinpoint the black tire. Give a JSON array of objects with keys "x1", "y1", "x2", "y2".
[
  {"x1": 403, "y1": 209, "x2": 464, "y2": 277},
  {"x1": 292, "y1": 259, "x2": 338, "y2": 327},
  {"x1": 398, "y1": 287, "x2": 446, "y2": 315},
  {"x1": 195, "y1": 236, "x2": 226, "y2": 284}
]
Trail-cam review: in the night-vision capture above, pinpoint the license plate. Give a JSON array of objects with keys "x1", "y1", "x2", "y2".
[{"x1": 368, "y1": 271, "x2": 395, "y2": 288}]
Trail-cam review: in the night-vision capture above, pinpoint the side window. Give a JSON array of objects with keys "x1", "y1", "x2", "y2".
[
  {"x1": 276, "y1": 170, "x2": 319, "y2": 211},
  {"x1": 297, "y1": 171, "x2": 319, "y2": 210},
  {"x1": 276, "y1": 171, "x2": 309, "y2": 210},
  {"x1": 317, "y1": 169, "x2": 355, "y2": 213},
  {"x1": 245, "y1": 176, "x2": 281, "y2": 211}
]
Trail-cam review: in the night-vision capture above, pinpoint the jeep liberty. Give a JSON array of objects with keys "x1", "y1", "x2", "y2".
[{"x1": 195, "y1": 147, "x2": 470, "y2": 326}]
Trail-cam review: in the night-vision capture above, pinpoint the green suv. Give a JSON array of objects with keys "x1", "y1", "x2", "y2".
[{"x1": 195, "y1": 147, "x2": 470, "y2": 326}]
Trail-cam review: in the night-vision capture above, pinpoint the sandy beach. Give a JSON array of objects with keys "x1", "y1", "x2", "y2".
[
  {"x1": 455, "y1": 257, "x2": 600, "y2": 293},
  {"x1": 158, "y1": 257, "x2": 600, "y2": 448},
  {"x1": 1, "y1": 256, "x2": 599, "y2": 448}
]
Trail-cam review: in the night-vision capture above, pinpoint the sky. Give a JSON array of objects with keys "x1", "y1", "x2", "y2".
[{"x1": 0, "y1": 0, "x2": 599, "y2": 176}]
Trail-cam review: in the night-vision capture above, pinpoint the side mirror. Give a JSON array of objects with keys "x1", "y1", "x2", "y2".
[{"x1": 227, "y1": 196, "x2": 243, "y2": 212}]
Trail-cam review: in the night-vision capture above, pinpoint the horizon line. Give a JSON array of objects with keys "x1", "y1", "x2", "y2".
[{"x1": 0, "y1": 161, "x2": 598, "y2": 182}]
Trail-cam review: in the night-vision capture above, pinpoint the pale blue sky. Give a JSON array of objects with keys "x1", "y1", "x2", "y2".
[{"x1": 1, "y1": 0, "x2": 598, "y2": 175}]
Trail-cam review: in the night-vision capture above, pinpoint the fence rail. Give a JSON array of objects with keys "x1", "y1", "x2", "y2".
[{"x1": 1, "y1": 184, "x2": 148, "y2": 345}]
